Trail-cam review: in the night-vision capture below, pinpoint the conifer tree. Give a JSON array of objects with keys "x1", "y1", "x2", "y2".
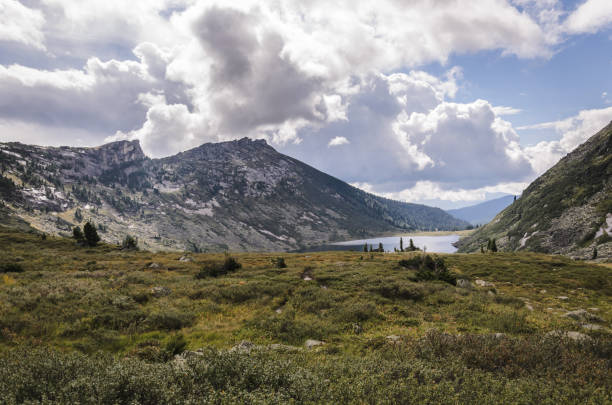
[
  {"x1": 409, "y1": 238, "x2": 416, "y2": 251},
  {"x1": 83, "y1": 221, "x2": 101, "y2": 247},
  {"x1": 72, "y1": 226, "x2": 84, "y2": 244},
  {"x1": 399, "y1": 237, "x2": 404, "y2": 252},
  {"x1": 363, "y1": 243, "x2": 368, "y2": 253},
  {"x1": 378, "y1": 242, "x2": 383, "y2": 252},
  {"x1": 489, "y1": 238, "x2": 497, "y2": 252}
]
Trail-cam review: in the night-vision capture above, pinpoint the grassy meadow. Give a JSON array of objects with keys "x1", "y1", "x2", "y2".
[{"x1": 0, "y1": 228, "x2": 611, "y2": 403}]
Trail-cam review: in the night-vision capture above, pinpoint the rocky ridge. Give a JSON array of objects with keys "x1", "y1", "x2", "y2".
[{"x1": 0, "y1": 138, "x2": 468, "y2": 251}]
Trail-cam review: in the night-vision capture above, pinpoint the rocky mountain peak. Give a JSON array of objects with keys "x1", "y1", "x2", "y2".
[{"x1": 90, "y1": 140, "x2": 146, "y2": 165}]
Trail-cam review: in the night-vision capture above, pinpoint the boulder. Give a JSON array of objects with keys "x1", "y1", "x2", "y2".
[
  {"x1": 563, "y1": 309, "x2": 603, "y2": 322},
  {"x1": 582, "y1": 324, "x2": 602, "y2": 331},
  {"x1": 557, "y1": 296, "x2": 569, "y2": 300},
  {"x1": 231, "y1": 340, "x2": 255, "y2": 353},
  {"x1": 545, "y1": 330, "x2": 592, "y2": 342},
  {"x1": 149, "y1": 262, "x2": 161, "y2": 269},
  {"x1": 305, "y1": 339, "x2": 325, "y2": 349},
  {"x1": 179, "y1": 255, "x2": 193, "y2": 262},
  {"x1": 386, "y1": 335, "x2": 401, "y2": 343},
  {"x1": 475, "y1": 279, "x2": 494, "y2": 287},
  {"x1": 150, "y1": 286, "x2": 171, "y2": 297},
  {"x1": 456, "y1": 279, "x2": 472, "y2": 289}
]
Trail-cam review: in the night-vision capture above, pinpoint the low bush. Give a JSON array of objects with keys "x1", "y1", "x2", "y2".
[
  {"x1": 196, "y1": 257, "x2": 242, "y2": 279},
  {"x1": 121, "y1": 235, "x2": 138, "y2": 250},
  {"x1": 142, "y1": 311, "x2": 195, "y2": 331},
  {"x1": 400, "y1": 255, "x2": 456, "y2": 285},
  {"x1": 374, "y1": 281, "x2": 425, "y2": 301},
  {"x1": 0, "y1": 263, "x2": 23, "y2": 273},
  {"x1": 273, "y1": 257, "x2": 287, "y2": 268}
]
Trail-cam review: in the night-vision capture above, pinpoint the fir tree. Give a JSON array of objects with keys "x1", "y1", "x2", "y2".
[
  {"x1": 83, "y1": 221, "x2": 101, "y2": 247},
  {"x1": 72, "y1": 226, "x2": 84, "y2": 244},
  {"x1": 399, "y1": 237, "x2": 404, "y2": 252},
  {"x1": 363, "y1": 243, "x2": 368, "y2": 253},
  {"x1": 409, "y1": 238, "x2": 416, "y2": 251},
  {"x1": 489, "y1": 238, "x2": 498, "y2": 252},
  {"x1": 378, "y1": 242, "x2": 383, "y2": 252}
]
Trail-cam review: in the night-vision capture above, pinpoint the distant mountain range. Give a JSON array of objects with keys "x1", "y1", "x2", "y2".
[
  {"x1": 446, "y1": 195, "x2": 515, "y2": 226},
  {"x1": 457, "y1": 121, "x2": 612, "y2": 260},
  {"x1": 0, "y1": 138, "x2": 468, "y2": 252}
]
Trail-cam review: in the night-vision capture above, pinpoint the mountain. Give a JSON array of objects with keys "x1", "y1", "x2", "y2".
[
  {"x1": 447, "y1": 195, "x2": 515, "y2": 225},
  {"x1": 456, "y1": 121, "x2": 612, "y2": 259},
  {"x1": 0, "y1": 138, "x2": 468, "y2": 252}
]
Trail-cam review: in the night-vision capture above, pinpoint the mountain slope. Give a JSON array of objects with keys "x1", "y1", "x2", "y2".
[
  {"x1": 456, "y1": 121, "x2": 612, "y2": 259},
  {"x1": 0, "y1": 138, "x2": 468, "y2": 251},
  {"x1": 447, "y1": 195, "x2": 515, "y2": 225}
]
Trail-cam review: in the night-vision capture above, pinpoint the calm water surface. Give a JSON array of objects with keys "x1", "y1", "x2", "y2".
[{"x1": 333, "y1": 234, "x2": 460, "y2": 253}]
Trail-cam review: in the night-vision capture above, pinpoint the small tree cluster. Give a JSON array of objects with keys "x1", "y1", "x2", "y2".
[{"x1": 73, "y1": 221, "x2": 100, "y2": 247}]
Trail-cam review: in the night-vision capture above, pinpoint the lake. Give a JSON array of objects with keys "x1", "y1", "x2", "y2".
[{"x1": 332, "y1": 234, "x2": 460, "y2": 253}]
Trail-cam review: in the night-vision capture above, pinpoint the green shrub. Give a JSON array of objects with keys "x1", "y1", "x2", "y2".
[
  {"x1": 196, "y1": 257, "x2": 242, "y2": 279},
  {"x1": 164, "y1": 333, "x2": 187, "y2": 357},
  {"x1": 142, "y1": 311, "x2": 194, "y2": 331},
  {"x1": 399, "y1": 255, "x2": 456, "y2": 285},
  {"x1": 0, "y1": 263, "x2": 23, "y2": 273},
  {"x1": 122, "y1": 235, "x2": 138, "y2": 250},
  {"x1": 273, "y1": 257, "x2": 287, "y2": 268},
  {"x1": 374, "y1": 281, "x2": 425, "y2": 301}
]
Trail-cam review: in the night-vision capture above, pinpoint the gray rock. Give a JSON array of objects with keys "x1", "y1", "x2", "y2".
[
  {"x1": 305, "y1": 339, "x2": 325, "y2": 349},
  {"x1": 493, "y1": 333, "x2": 506, "y2": 339},
  {"x1": 269, "y1": 343, "x2": 301, "y2": 352},
  {"x1": 475, "y1": 279, "x2": 495, "y2": 287},
  {"x1": 563, "y1": 309, "x2": 603, "y2": 322},
  {"x1": 557, "y1": 296, "x2": 569, "y2": 300},
  {"x1": 149, "y1": 262, "x2": 161, "y2": 269},
  {"x1": 150, "y1": 286, "x2": 171, "y2": 297},
  {"x1": 546, "y1": 330, "x2": 593, "y2": 342},
  {"x1": 456, "y1": 279, "x2": 472, "y2": 289},
  {"x1": 582, "y1": 324, "x2": 602, "y2": 331},
  {"x1": 386, "y1": 335, "x2": 401, "y2": 343},
  {"x1": 179, "y1": 255, "x2": 193, "y2": 262},
  {"x1": 525, "y1": 304, "x2": 534, "y2": 311},
  {"x1": 231, "y1": 340, "x2": 256, "y2": 352}
]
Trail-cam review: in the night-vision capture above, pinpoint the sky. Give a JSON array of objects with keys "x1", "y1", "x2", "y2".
[{"x1": 0, "y1": 0, "x2": 611, "y2": 209}]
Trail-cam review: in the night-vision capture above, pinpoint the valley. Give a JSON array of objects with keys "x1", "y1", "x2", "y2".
[{"x1": 0, "y1": 228, "x2": 610, "y2": 403}]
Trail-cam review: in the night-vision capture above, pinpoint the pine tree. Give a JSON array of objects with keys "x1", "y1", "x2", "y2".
[
  {"x1": 593, "y1": 246, "x2": 598, "y2": 259},
  {"x1": 369, "y1": 244, "x2": 373, "y2": 252},
  {"x1": 72, "y1": 226, "x2": 84, "y2": 244},
  {"x1": 378, "y1": 242, "x2": 383, "y2": 252},
  {"x1": 409, "y1": 238, "x2": 416, "y2": 251},
  {"x1": 363, "y1": 243, "x2": 368, "y2": 253},
  {"x1": 490, "y1": 238, "x2": 497, "y2": 252},
  {"x1": 83, "y1": 221, "x2": 101, "y2": 247},
  {"x1": 399, "y1": 237, "x2": 404, "y2": 252}
]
